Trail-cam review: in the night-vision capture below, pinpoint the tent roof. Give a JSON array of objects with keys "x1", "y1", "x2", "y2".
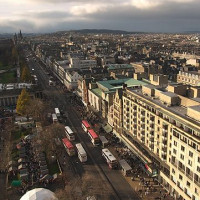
[{"x1": 20, "y1": 188, "x2": 57, "y2": 200}]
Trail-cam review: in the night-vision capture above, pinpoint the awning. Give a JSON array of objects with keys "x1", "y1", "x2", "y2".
[
  {"x1": 11, "y1": 180, "x2": 22, "y2": 187},
  {"x1": 102, "y1": 124, "x2": 112, "y2": 133}
]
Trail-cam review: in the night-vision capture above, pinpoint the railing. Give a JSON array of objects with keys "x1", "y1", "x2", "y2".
[
  {"x1": 194, "y1": 179, "x2": 200, "y2": 187},
  {"x1": 186, "y1": 173, "x2": 193, "y2": 181},
  {"x1": 178, "y1": 166, "x2": 185, "y2": 174}
]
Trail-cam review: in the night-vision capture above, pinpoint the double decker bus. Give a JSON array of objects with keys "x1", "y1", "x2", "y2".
[
  {"x1": 62, "y1": 138, "x2": 75, "y2": 156},
  {"x1": 87, "y1": 129, "x2": 100, "y2": 146},
  {"x1": 81, "y1": 120, "x2": 91, "y2": 132},
  {"x1": 52, "y1": 114, "x2": 58, "y2": 123},
  {"x1": 75, "y1": 143, "x2": 87, "y2": 163},
  {"x1": 65, "y1": 126, "x2": 75, "y2": 141},
  {"x1": 102, "y1": 148, "x2": 118, "y2": 169}
]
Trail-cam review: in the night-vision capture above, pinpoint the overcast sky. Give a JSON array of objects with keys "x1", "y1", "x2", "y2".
[{"x1": 0, "y1": 0, "x2": 199, "y2": 33}]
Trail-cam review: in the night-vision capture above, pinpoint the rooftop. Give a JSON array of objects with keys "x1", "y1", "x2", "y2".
[
  {"x1": 127, "y1": 88, "x2": 200, "y2": 133},
  {"x1": 97, "y1": 78, "x2": 147, "y2": 92},
  {"x1": 91, "y1": 88, "x2": 102, "y2": 97},
  {"x1": 107, "y1": 64, "x2": 133, "y2": 70}
]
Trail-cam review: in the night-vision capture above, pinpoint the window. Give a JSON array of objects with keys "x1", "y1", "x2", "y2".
[
  {"x1": 197, "y1": 166, "x2": 200, "y2": 173},
  {"x1": 180, "y1": 154, "x2": 184, "y2": 160},
  {"x1": 173, "y1": 149, "x2": 177, "y2": 154},
  {"x1": 181, "y1": 146, "x2": 185, "y2": 152},
  {"x1": 198, "y1": 157, "x2": 200, "y2": 163},
  {"x1": 174, "y1": 141, "x2": 177, "y2": 146},
  {"x1": 179, "y1": 174, "x2": 183, "y2": 180},
  {"x1": 172, "y1": 168, "x2": 175, "y2": 174},
  {"x1": 195, "y1": 188, "x2": 198, "y2": 194},
  {"x1": 158, "y1": 120, "x2": 160, "y2": 124},
  {"x1": 186, "y1": 181, "x2": 190, "y2": 187},
  {"x1": 189, "y1": 151, "x2": 193, "y2": 158},
  {"x1": 188, "y1": 160, "x2": 192, "y2": 167}
]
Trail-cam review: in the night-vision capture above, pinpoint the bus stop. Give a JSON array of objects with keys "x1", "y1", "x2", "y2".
[
  {"x1": 99, "y1": 135, "x2": 109, "y2": 148},
  {"x1": 119, "y1": 159, "x2": 132, "y2": 176}
]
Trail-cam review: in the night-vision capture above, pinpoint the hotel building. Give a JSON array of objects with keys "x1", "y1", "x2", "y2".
[{"x1": 113, "y1": 84, "x2": 200, "y2": 200}]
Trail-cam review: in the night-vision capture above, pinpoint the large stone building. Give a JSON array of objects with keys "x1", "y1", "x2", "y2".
[
  {"x1": 177, "y1": 71, "x2": 200, "y2": 86},
  {"x1": 112, "y1": 85, "x2": 200, "y2": 200}
]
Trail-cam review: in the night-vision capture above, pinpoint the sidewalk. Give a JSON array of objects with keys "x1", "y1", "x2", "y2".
[{"x1": 108, "y1": 145, "x2": 174, "y2": 200}]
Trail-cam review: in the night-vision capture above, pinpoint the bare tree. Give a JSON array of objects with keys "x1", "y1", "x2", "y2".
[
  {"x1": 34, "y1": 123, "x2": 65, "y2": 162},
  {"x1": 25, "y1": 98, "x2": 52, "y2": 125}
]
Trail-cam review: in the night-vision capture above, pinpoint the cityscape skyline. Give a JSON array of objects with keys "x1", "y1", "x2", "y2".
[{"x1": 0, "y1": 0, "x2": 200, "y2": 33}]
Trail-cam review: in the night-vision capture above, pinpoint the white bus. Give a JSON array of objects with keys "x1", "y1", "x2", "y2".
[
  {"x1": 75, "y1": 143, "x2": 87, "y2": 163},
  {"x1": 55, "y1": 108, "x2": 60, "y2": 117},
  {"x1": 102, "y1": 148, "x2": 118, "y2": 169},
  {"x1": 52, "y1": 114, "x2": 58, "y2": 123},
  {"x1": 65, "y1": 126, "x2": 75, "y2": 141}
]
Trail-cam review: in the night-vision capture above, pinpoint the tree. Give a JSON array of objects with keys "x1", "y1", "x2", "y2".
[
  {"x1": 11, "y1": 46, "x2": 18, "y2": 65},
  {"x1": 24, "y1": 98, "x2": 50, "y2": 124},
  {"x1": 21, "y1": 66, "x2": 31, "y2": 82},
  {"x1": 34, "y1": 123, "x2": 65, "y2": 162},
  {"x1": 16, "y1": 88, "x2": 30, "y2": 115}
]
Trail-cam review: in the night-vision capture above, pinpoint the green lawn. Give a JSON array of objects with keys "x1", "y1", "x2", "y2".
[
  {"x1": 0, "y1": 71, "x2": 16, "y2": 83},
  {"x1": 48, "y1": 161, "x2": 60, "y2": 175}
]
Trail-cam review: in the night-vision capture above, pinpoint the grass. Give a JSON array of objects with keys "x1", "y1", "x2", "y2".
[
  {"x1": 0, "y1": 71, "x2": 17, "y2": 83},
  {"x1": 48, "y1": 161, "x2": 60, "y2": 175},
  {"x1": 11, "y1": 128, "x2": 32, "y2": 141},
  {"x1": 0, "y1": 61, "x2": 14, "y2": 70}
]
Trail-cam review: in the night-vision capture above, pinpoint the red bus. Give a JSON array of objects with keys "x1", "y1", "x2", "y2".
[
  {"x1": 62, "y1": 138, "x2": 75, "y2": 156},
  {"x1": 82, "y1": 120, "x2": 91, "y2": 132},
  {"x1": 87, "y1": 129, "x2": 100, "y2": 146}
]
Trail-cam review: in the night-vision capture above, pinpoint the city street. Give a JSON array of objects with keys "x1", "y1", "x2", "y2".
[{"x1": 26, "y1": 50, "x2": 141, "y2": 200}]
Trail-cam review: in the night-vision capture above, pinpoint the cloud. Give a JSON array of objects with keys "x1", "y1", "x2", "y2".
[{"x1": 0, "y1": 0, "x2": 199, "y2": 33}]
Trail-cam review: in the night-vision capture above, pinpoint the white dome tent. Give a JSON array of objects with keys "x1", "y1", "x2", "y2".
[{"x1": 20, "y1": 188, "x2": 58, "y2": 200}]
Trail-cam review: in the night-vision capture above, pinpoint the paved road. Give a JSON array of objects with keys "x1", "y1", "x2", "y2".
[{"x1": 26, "y1": 49, "x2": 141, "y2": 200}]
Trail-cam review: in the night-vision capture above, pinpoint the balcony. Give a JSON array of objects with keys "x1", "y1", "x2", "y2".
[
  {"x1": 161, "y1": 154, "x2": 167, "y2": 160},
  {"x1": 141, "y1": 115, "x2": 145, "y2": 119},
  {"x1": 162, "y1": 147, "x2": 167, "y2": 151},
  {"x1": 149, "y1": 127, "x2": 154, "y2": 131},
  {"x1": 162, "y1": 142, "x2": 167, "y2": 147},
  {"x1": 186, "y1": 173, "x2": 193, "y2": 181},
  {"x1": 150, "y1": 137, "x2": 154, "y2": 142},
  {"x1": 150, "y1": 120, "x2": 154, "y2": 124},
  {"x1": 194, "y1": 179, "x2": 200, "y2": 187},
  {"x1": 162, "y1": 137, "x2": 167, "y2": 142},
  {"x1": 162, "y1": 128, "x2": 168, "y2": 133},
  {"x1": 141, "y1": 136, "x2": 145, "y2": 142},
  {"x1": 171, "y1": 160, "x2": 178, "y2": 167},
  {"x1": 162, "y1": 132, "x2": 167, "y2": 137},
  {"x1": 149, "y1": 144, "x2": 154, "y2": 149},
  {"x1": 132, "y1": 115, "x2": 136, "y2": 119},
  {"x1": 141, "y1": 131, "x2": 145, "y2": 136},
  {"x1": 149, "y1": 131, "x2": 154, "y2": 137},
  {"x1": 178, "y1": 166, "x2": 185, "y2": 174}
]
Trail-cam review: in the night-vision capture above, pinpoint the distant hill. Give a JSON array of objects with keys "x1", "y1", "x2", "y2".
[
  {"x1": 0, "y1": 34, "x2": 13, "y2": 39},
  {"x1": 72, "y1": 29, "x2": 145, "y2": 34}
]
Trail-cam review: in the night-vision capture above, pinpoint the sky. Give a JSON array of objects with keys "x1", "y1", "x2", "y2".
[{"x1": 0, "y1": 0, "x2": 199, "y2": 33}]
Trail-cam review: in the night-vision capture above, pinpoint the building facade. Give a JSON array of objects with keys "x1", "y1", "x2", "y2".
[
  {"x1": 177, "y1": 71, "x2": 200, "y2": 86},
  {"x1": 113, "y1": 86, "x2": 200, "y2": 200}
]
